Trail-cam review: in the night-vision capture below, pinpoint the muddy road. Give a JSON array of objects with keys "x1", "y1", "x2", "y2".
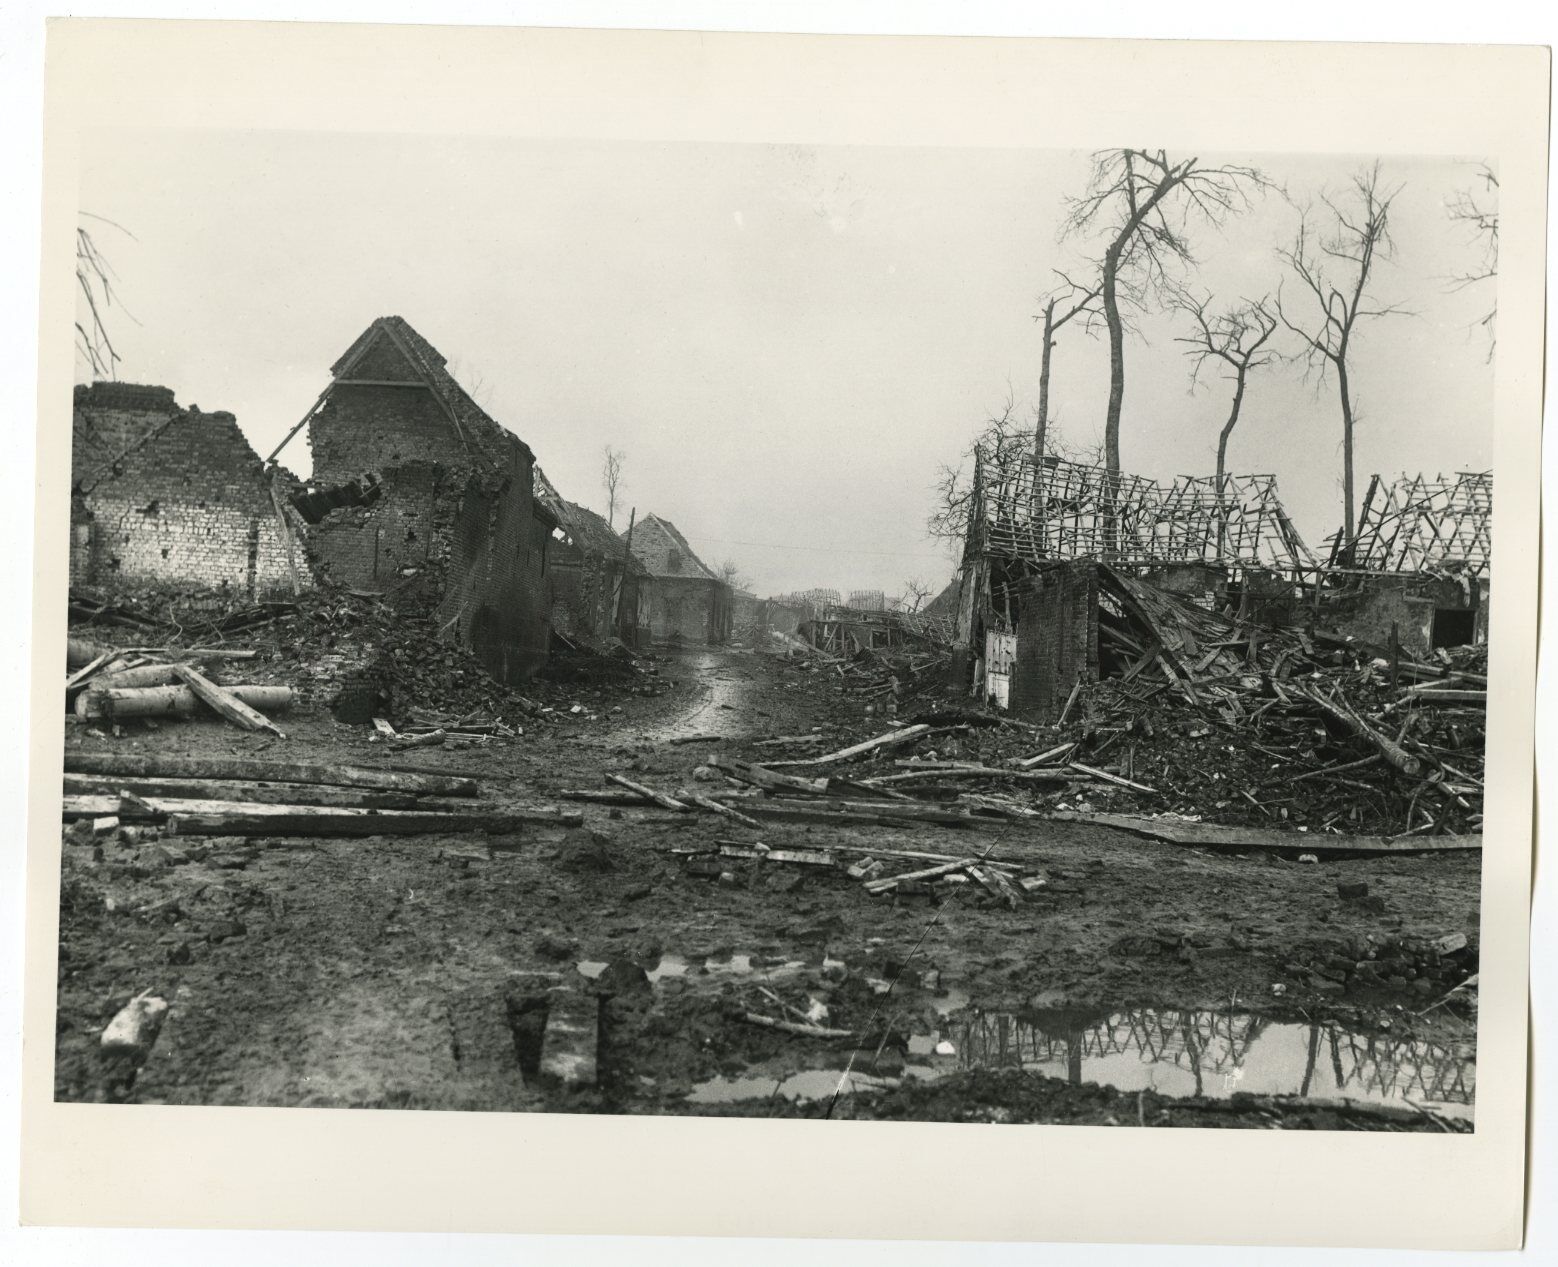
[{"x1": 52, "y1": 645, "x2": 1478, "y2": 1128}]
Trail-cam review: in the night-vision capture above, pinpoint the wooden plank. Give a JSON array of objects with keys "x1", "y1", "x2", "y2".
[
  {"x1": 63, "y1": 794, "x2": 578, "y2": 829},
  {"x1": 1070, "y1": 762, "x2": 1157, "y2": 793},
  {"x1": 1047, "y1": 811, "x2": 1481, "y2": 854},
  {"x1": 761, "y1": 723, "x2": 932, "y2": 768},
  {"x1": 63, "y1": 752, "x2": 479, "y2": 797},
  {"x1": 61, "y1": 774, "x2": 431, "y2": 811},
  {"x1": 866, "y1": 766, "x2": 1078, "y2": 786},
  {"x1": 605, "y1": 773, "x2": 689, "y2": 811},
  {"x1": 864, "y1": 857, "x2": 979, "y2": 892},
  {"x1": 708, "y1": 759, "x2": 830, "y2": 796},
  {"x1": 681, "y1": 791, "x2": 761, "y2": 828},
  {"x1": 162, "y1": 807, "x2": 550, "y2": 838},
  {"x1": 171, "y1": 663, "x2": 286, "y2": 737}
]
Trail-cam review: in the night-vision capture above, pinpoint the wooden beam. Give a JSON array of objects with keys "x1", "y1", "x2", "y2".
[{"x1": 63, "y1": 752, "x2": 479, "y2": 797}]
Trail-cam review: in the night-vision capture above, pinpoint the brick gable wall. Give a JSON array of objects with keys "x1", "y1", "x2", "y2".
[{"x1": 71, "y1": 383, "x2": 302, "y2": 598}]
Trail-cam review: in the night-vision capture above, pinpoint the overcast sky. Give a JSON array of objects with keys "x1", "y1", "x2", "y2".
[{"x1": 77, "y1": 132, "x2": 1496, "y2": 598}]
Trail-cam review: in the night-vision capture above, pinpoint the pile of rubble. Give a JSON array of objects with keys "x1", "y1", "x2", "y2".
[{"x1": 67, "y1": 583, "x2": 675, "y2": 731}]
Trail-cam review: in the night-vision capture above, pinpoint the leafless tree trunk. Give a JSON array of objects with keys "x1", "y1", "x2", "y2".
[
  {"x1": 1032, "y1": 273, "x2": 1102, "y2": 465},
  {"x1": 1275, "y1": 162, "x2": 1408, "y2": 547},
  {"x1": 601, "y1": 446, "x2": 626, "y2": 528},
  {"x1": 1063, "y1": 150, "x2": 1269, "y2": 479},
  {"x1": 1171, "y1": 288, "x2": 1279, "y2": 487}
]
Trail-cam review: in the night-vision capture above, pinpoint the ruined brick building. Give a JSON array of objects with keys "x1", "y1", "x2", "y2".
[
  {"x1": 290, "y1": 316, "x2": 557, "y2": 684},
  {"x1": 627, "y1": 514, "x2": 733, "y2": 644},
  {"x1": 70, "y1": 381, "x2": 305, "y2": 598},
  {"x1": 534, "y1": 468, "x2": 650, "y2": 647}
]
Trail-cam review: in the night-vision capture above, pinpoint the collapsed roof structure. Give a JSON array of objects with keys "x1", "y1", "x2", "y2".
[
  {"x1": 976, "y1": 454, "x2": 1315, "y2": 574},
  {"x1": 1328, "y1": 472, "x2": 1493, "y2": 577}
]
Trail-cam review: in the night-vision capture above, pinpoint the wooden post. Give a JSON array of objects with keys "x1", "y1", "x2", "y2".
[
  {"x1": 1389, "y1": 621, "x2": 1400, "y2": 689},
  {"x1": 267, "y1": 472, "x2": 304, "y2": 596}
]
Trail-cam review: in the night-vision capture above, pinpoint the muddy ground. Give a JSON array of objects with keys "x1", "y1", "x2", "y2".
[{"x1": 52, "y1": 645, "x2": 1478, "y2": 1129}]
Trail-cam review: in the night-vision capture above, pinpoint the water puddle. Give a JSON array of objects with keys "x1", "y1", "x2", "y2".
[
  {"x1": 689, "y1": 1068, "x2": 900, "y2": 1104},
  {"x1": 688, "y1": 1004, "x2": 1476, "y2": 1120},
  {"x1": 582, "y1": 951, "x2": 841, "y2": 985}
]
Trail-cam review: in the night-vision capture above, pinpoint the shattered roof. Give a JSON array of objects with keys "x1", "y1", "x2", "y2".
[
  {"x1": 330, "y1": 316, "x2": 533, "y2": 470},
  {"x1": 1331, "y1": 472, "x2": 1493, "y2": 576},
  {"x1": 562, "y1": 500, "x2": 647, "y2": 573}
]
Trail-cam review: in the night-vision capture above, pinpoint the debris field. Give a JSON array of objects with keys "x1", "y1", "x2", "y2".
[{"x1": 53, "y1": 579, "x2": 1480, "y2": 1130}]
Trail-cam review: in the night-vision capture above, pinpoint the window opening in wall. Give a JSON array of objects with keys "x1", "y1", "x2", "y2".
[
  {"x1": 667, "y1": 549, "x2": 681, "y2": 573},
  {"x1": 1431, "y1": 607, "x2": 1475, "y2": 649}
]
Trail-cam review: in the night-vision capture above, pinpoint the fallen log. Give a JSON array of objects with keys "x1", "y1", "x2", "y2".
[
  {"x1": 746, "y1": 797, "x2": 975, "y2": 826},
  {"x1": 64, "y1": 795, "x2": 579, "y2": 829},
  {"x1": 75, "y1": 683, "x2": 293, "y2": 721},
  {"x1": 81, "y1": 663, "x2": 182, "y2": 692},
  {"x1": 161, "y1": 804, "x2": 559, "y2": 837},
  {"x1": 741, "y1": 1012, "x2": 855, "y2": 1040},
  {"x1": 67, "y1": 637, "x2": 110, "y2": 669},
  {"x1": 63, "y1": 752, "x2": 479, "y2": 797},
  {"x1": 171, "y1": 663, "x2": 285, "y2": 737},
  {"x1": 61, "y1": 773, "x2": 431, "y2": 811},
  {"x1": 866, "y1": 765, "x2": 1078, "y2": 786},
  {"x1": 1047, "y1": 811, "x2": 1480, "y2": 855},
  {"x1": 710, "y1": 837, "x2": 1025, "y2": 872},
  {"x1": 605, "y1": 773, "x2": 689, "y2": 811},
  {"x1": 864, "y1": 857, "x2": 979, "y2": 893},
  {"x1": 1069, "y1": 762, "x2": 1157, "y2": 794},
  {"x1": 1297, "y1": 684, "x2": 1425, "y2": 777},
  {"x1": 762, "y1": 722, "x2": 932, "y2": 767}
]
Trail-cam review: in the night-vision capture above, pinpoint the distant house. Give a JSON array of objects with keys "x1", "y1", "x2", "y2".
[
  {"x1": 627, "y1": 514, "x2": 733, "y2": 644},
  {"x1": 537, "y1": 469, "x2": 650, "y2": 647},
  {"x1": 297, "y1": 315, "x2": 557, "y2": 684},
  {"x1": 70, "y1": 381, "x2": 305, "y2": 599}
]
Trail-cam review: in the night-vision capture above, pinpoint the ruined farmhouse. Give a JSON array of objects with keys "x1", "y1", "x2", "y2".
[
  {"x1": 627, "y1": 513, "x2": 733, "y2": 644},
  {"x1": 287, "y1": 316, "x2": 558, "y2": 685},
  {"x1": 537, "y1": 468, "x2": 651, "y2": 648}
]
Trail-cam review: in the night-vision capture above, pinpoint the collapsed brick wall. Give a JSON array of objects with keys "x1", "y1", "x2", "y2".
[
  {"x1": 550, "y1": 545, "x2": 640, "y2": 646},
  {"x1": 1010, "y1": 561, "x2": 1099, "y2": 723},
  {"x1": 307, "y1": 381, "x2": 551, "y2": 684},
  {"x1": 71, "y1": 382, "x2": 303, "y2": 598}
]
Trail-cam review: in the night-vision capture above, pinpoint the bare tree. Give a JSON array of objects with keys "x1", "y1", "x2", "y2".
[
  {"x1": 896, "y1": 578, "x2": 933, "y2": 613},
  {"x1": 717, "y1": 559, "x2": 749, "y2": 592},
  {"x1": 76, "y1": 214, "x2": 136, "y2": 379},
  {"x1": 1062, "y1": 149, "x2": 1270, "y2": 476},
  {"x1": 1031, "y1": 271, "x2": 1102, "y2": 463},
  {"x1": 1274, "y1": 162, "x2": 1409, "y2": 545},
  {"x1": 1447, "y1": 162, "x2": 1498, "y2": 357},
  {"x1": 601, "y1": 446, "x2": 626, "y2": 528},
  {"x1": 1172, "y1": 288, "x2": 1279, "y2": 486},
  {"x1": 448, "y1": 357, "x2": 495, "y2": 408},
  {"x1": 927, "y1": 394, "x2": 1030, "y2": 544}
]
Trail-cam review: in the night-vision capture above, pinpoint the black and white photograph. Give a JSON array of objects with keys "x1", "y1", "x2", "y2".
[
  {"x1": 12, "y1": 17, "x2": 1548, "y2": 1256},
  {"x1": 55, "y1": 131, "x2": 1500, "y2": 1129}
]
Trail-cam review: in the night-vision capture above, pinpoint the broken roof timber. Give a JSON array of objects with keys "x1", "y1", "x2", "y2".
[
  {"x1": 1330, "y1": 472, "x2": 1493, "y2": 576},
  {"x1": 975, "y1": 453, "x2": 1314, "y2": 573}
]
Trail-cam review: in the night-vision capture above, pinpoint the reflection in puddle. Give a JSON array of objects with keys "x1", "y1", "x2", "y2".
[
  {"x1": 931, "y1": 1008, "x2": 1475, "y2": 1119},
  {"x1": 688, "y1": 1006, "x2": 1476, "y2": 1119},
  {"x1": 689, "y1": 1069, "x2": 899, "y2": 1104}
]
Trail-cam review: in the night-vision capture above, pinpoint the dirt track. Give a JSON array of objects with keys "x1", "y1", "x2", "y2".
[{"x1": 52, "y1": 645, "x2": 1479, "y2": 1128}]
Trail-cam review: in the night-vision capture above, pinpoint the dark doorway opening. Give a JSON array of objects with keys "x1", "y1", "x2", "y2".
[{"x1": 1431, "y1": 607, "x2": 1476, "y2": 649}]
